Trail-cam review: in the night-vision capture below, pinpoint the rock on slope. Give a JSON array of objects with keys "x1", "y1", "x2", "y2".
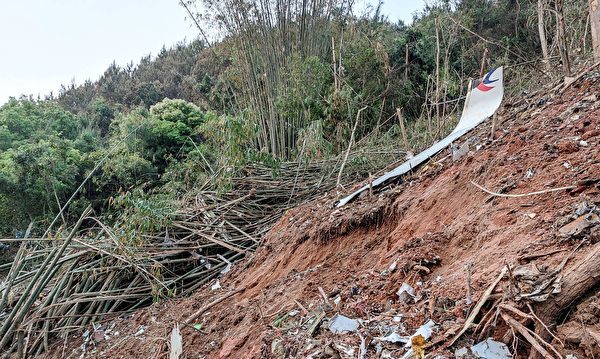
[{"x1": 45, "y1": 74, "x2": 599, "y2": 359}]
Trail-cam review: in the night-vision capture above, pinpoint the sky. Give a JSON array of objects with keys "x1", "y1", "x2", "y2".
[{"x1": 0, "y1": 0, "x2": 425, "y2": 106}]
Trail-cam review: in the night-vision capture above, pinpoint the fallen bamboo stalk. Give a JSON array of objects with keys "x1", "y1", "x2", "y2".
[
  {"x1": 501, "y1": 312, "x2": 557, "y2": 359},
  {"x1": 448, "y1": 266, "x2": 507, "y2": 347},
  {"x1": 184, "y1": 287, "x2": 245, "y2": 325},
  {"x1": 0, "y1": 152, "x2": 402, "y2": 355},
  {"x1": 471, "y1": 181, "x2": 575, "y2": 198},
  {"x1": 0, "y1": 207, "x2": 91, "y2": 350}
]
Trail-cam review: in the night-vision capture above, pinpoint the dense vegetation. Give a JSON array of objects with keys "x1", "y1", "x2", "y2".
[{"x1": 0, "y1": 0, "x2": 592, "y2": 236}]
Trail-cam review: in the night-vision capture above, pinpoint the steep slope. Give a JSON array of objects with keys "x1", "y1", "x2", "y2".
[{"x1": 45, "y1": 73, "x2": 600, "y2": 359}]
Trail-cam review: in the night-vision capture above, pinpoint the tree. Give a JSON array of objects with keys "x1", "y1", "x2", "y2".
[
  {"x1": 537, "y1": 0, "x2": 550, "y2": 70},
  {"x1": 0, "y1": 99, "x2": 96, "y2": 234},
  {"x1": 556, "y1": 0, "x2": 571, "y2": 74}
]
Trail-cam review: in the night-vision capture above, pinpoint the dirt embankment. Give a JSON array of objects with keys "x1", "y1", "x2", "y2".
[{"x1": 44, "y1": 75, "x2": 600, "y2": 359}]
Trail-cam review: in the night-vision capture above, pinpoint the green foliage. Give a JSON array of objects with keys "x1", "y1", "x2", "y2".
[
  {"x1": 2, "y1": 0, "x2": 591, "y2": 238},
  {"x1": 148, "y1": 98, "x2": 204, "y2": 160},
  {"x1": 200, "y1": 111, "x2": 257, "y2": 170},
  {"x1": 275, "y1": 56, "x2": 331, "y2": 125},
  {"x1": 96, "y1": 99, "x2": 206, "y2": 194},
  {"x1": 0, "y1": 99, "x2": 97, "y2": 234},
  {"x1": 109, "y1": 188, "x2": 176, "y2": 246},
  {"x1": 90, "y1": 98, "x2": 117, "y2": 136}
]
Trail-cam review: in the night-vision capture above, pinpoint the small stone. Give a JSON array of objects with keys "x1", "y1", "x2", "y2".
[{"x1": 557, "y1": 141, "x2": 579, "y2": 154}]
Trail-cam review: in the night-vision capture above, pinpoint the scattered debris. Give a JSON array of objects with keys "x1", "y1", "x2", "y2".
[
  {"x1": 406, "y1": 320, "x2": 436, "y2": 347},
  {"x1": 471, "y1": 338, "x2": 512, "y2": 359},
  {"x1": 514, "y1": 261, "x2": 563, "y2": 302},
  {"x1": 397, "y1": 283, "x2": 416, "y2": 304},
  {"x1": 169, "y1": 324, "x2": 183, "y2": 359},
  {"x1": 399, "y1": 321, "x2": 436, "y2": 359},
  {"x1": 454, "y1": 347, "x2": 469, "y2": 358},
  {"x1": 220, "y1": 262, "x2": 232, "y2": 274},
  {"x1": 318, "y1": 287, "x2": 332, "y2": 307},
  {"x1": 271, "y1": 338, "x2": 285, "y2": 357},
  {"x1": 559, "y1": 213, "x2": 600, "y2": 238},
  {"x1": 328, "y1": 314, "x2": 360, "y2": 334},
  {"x1": 307, "y1": 312, "x2": 326, "y2": 336},
  {"x1": 211, "y1": 280, "x2": 222, "y2": 290},
  {"x1": 389, "y1": 260, "x2": 398, "y2": 273},
  {"x1": 376, "y1": 332, "x2": 408, "y2": 344},
  {"x1": 525, "y1": 168, "x2": 535, "y2": 179},
  {"x1": 133, "y1": 325, "x2": 146, "y2": 337},
  {"x1": 452, "y1": 142, "x2": 470, "y2": 161}
]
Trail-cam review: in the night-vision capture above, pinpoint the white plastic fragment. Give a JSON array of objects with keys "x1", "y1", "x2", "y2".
[
  {"x1": 133, "y1": 325, "x2": 146, "y2": 336},
  {"x1": 220, "y1": 262, "x2": 232, "y2": 274},
  {"x1": 211, "y1": 280, "x2": 221, "y2": 290},
  {"x1": 333, "y1": 296, "x2": 342, "y2": 306},
  {"x1": 376, "y1": 319, "x2": 436, "y2": 349},
  {"x1": 525, "y1": 168, "x2": 534, "y2": 179},
  {"x1": 328, "y1": 314, "x2": 360, "y2": 334},
  {"x1": 455, "y1": 347, "x2": 469, "y2": 358},
  {"x1": 170, "y1": 324, "x2": 183, "y2": 359},
  {"x1": 471, "y1": 338, "x2": 512, "y2": 359},
  {"x1": 376, "y1": 332, "x2": 410, "y2": 344}
]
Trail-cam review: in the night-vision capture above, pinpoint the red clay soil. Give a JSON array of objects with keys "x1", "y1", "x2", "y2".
[{"x1": 42, "y1": 76, "x2": 599, "y2": 359}]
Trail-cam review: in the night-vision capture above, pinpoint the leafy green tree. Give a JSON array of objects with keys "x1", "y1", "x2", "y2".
[
  {"x1": 0, "y1": 99, "x2": 97, "y2": 234},
  {"x1": 96, "y1": 99, "x2": 205, "y2": 193}
]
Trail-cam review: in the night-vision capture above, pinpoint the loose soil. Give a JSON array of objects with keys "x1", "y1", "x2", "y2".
[{"x1": 42, "y1": 75, "x2": 600, "y2": 359}]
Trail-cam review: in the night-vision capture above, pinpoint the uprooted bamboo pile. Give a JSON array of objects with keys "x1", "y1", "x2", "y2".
[{"x1": 0, "y1": 148, "x2": 405, "y2": 357}]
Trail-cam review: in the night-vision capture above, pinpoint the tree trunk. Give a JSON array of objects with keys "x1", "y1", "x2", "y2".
[
  {"x1": 479, "y1": 48, "x2": 489, "y2": 78},
  {"x1": 537, "y1": 0, "x2": 550, "y2": 70},
  {"x1": 590, "y1": 0, "x2": 600, "y2": 61},
  {"x1": 529, "y1": 242, "x2": 600, "y2": 358},
  {"x1": 556, "y1": 0, "x2": 571, "y2": 75},
  {"x1": 434, "y1": 19, "x2": 441, "y2": 133}
]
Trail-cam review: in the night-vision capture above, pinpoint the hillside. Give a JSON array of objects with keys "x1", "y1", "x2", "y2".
[{"x1": 41, "y1": 68, "x2": 600, "y2": 358}]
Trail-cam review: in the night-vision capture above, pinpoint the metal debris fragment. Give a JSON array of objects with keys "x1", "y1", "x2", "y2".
[
  {"x1": 328, "y1": 314, "x2": 359, "y2": 334},
  {"x1": 471, "y1": 338, "x2": 512, "y2": 359}
]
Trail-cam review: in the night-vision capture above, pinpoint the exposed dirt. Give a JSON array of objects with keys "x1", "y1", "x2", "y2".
[{"x1": 42, "y1": 75, "x2": 600, "y2": 358}]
